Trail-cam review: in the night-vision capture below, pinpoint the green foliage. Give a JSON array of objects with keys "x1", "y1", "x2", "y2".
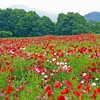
[
  {"x1": 0, "y1": 8, "x2": 55, "y2": 37},
  {"x1": 31, "y1": 16, "x2": 55, "y2": 36},
  {"x1": 0, "y1": 8, "x2": 100, "y2": 37},
  {"x1": 88, "y1": 20, "x2": 100, "y2": 34},
  {"x1": 56, "y1": 12, "x2": 91, "y2": 35},
  {"x1": 0, "y1": 31, "x2": 12, "y2": 38}
]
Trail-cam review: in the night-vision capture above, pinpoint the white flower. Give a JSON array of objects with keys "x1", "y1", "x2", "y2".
[
  {"x1": 65, "y1": 62, "x2": 67, "y2": 65},
  {"x1": 50, "y1": 61, "x2": 52, "y2": 63},
  {"x1": 95, "y1": 78, "x2": 99, "y2": 80},
  {"x1": 52, "y1": 58, "x2": 56, "y2": 62},
  {"x1": 83, "y1": 90, "x2": 86, "y2": 93},
  {"x1": 66, "y1": 53, "x2": 69, "y2": 55},
  {"x1": 47, "y1": 60, "x2": 49, "y2": 62},
  {"x1": 23, "y1": 47, "x2": 26, "y2": 50},
  {"x1": 27, "y1": 53, "x2": 30, "y2": 56},
  {"x1": 62, "y1": 65, "x2": 68, "y2": 70},
  {"x1": 20, "y1": 48, "x2": 22, "y2": 50},
  {"x1": 56, "y1": 62, "x2": 60, "y2": 65},
  {"x1": 54, "y1": 52, "x2": 57, "y2": 55},
  {"x1": 82, "y1": 73, "x2": 87, "y2": 77},
  {"x1": 80, "y1": 80, "x2": 85, "y2": 83},
  {"x1": 41, "y1": 72, "x2": 45, "y2": 75},
  {"x1": 60, "y1": 62, "x2": 64, "y2": 65},
  {"x1": 50, "y1": 73, "x2": 54, "y2": 76},
  {"x1": 9, "y1": 50, "x2": 14, "y2": 54},
  {"x1": 91, "y1": 82, "x2": 96, "y2": 87},
  {"x1": 52, "y1": 70, "x2": 56, "y2": 72},
  {"x1": 43, "y1": 75, "x2": 48, "y2": 79}
]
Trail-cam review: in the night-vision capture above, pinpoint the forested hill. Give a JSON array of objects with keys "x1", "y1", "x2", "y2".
[
  {"x1": 85, "y1": 11, "x2": 100, "y2": 22},
  {"x1": 0, "y1": 8, "x2": 100, "y2": 37}
]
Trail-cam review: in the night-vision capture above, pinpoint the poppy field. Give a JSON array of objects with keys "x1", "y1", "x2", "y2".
[{"x1": 0, "y1": 33, "x2": 100, "y2": 100}]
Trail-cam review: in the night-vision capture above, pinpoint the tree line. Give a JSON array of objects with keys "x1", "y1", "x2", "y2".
[{"x1": 0, "y1": 8, "x2": 100, "y2": 37}]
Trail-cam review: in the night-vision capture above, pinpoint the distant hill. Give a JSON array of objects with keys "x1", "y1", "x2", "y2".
[
  {"x1": 84, "y1": 11, "x2": 100, "y2": 22},
  {"x1": 7, "y1": 5, "x2": 57, "y2": 22},
  {"x1": 3, "y1": 5, "x2": 100, "y2": 22}
]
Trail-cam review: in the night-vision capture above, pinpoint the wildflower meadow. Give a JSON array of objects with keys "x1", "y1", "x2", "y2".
[{"x1": 0, "y1": 33, "x2": 100, "y2": 100}]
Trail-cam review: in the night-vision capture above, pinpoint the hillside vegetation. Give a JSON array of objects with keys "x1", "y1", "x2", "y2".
[{"x1": 0, "y1": 8, "x2": 100, "y2": 37}]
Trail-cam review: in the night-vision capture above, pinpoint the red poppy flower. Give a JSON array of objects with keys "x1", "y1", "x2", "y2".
[
  {"x1": 6, "y1": 85, "x2": 13, "y2": 94},
  {"x1": 15, "y1": 98, "x2": 19, "y2": 100},
  {"x1": 65, "y1": 80, "x2": 74, "y2": 90},
  {"x1": 5, "y1": 96, "x2": 10, "y2": 100},
  {"x1": 97, "y1": 87, "x2": 100, "y2": 94},
  {"x1": 60, "y1": 88, "x2": 70, "y2": 94},
  {"x1": 90, "y1": 93, "x2": 96, "y2": 99},
  {"x1": 66, "y1": 67, "x2": 72, "y2": 73},
  {"x1": 65, "y1": 80, "x2": 72, "y2": 87},
  {"x1": 73, "y1": 91, "x2": 81, "y2": 97},
  {"x1": 77, "y1": 83, "x2": 83, "y2": 90},
  {"x1": 84, "y1": 85, "x2": 91, "y2": 92},
  {"x1": 47, "y1": 91, "x2": 53, "y2": 98},
  {"x1": 45, "y1": 85, "x2": 52, "y2": 93},
  {"x1": 57, "y1": 95, "x2": 65, "y2": 100},
  {"x1": 6, "y1": 61, "x2": 10, "y2": 66},
  {"x1": 98, "y1": 62, "x2": 100, "y2": 66},
  {"x1": 54, "y1": 81, "x2": 62, "y2": 88},
  {"x1": 92, "y1": 62, "x2": 96, "y2": 67}
]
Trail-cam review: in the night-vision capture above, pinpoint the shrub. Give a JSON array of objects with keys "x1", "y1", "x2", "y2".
[{"x1": 0, "y1": 31, "x2": 12, "y2": 38}]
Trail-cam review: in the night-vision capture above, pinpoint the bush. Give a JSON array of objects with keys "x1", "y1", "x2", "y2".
[{"x1": 0, "y1": 31, "x2": 12, "y2": 38}]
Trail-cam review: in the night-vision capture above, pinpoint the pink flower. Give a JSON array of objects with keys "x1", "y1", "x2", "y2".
[{"x1": 0, "y1": 94, "x2": 3, "y2": 97}]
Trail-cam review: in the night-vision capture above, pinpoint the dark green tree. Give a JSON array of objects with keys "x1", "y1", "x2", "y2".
[
  {"x1": 56, "y1": 12, "x2": 91, "y2": 35},
  {"x1": 31, "y1": 16, "x2": 55, "y2": 36},
  {"x1": 88, "y1": 20, "x2": 100, "y2": 34},
  {"x1": 14, "y1": 11, "x2": 40, "y2": 37}
]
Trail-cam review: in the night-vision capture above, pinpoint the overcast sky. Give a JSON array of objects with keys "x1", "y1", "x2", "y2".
[{"x1": 0, "y1": 0, "x2": 100, "y2": 15}]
